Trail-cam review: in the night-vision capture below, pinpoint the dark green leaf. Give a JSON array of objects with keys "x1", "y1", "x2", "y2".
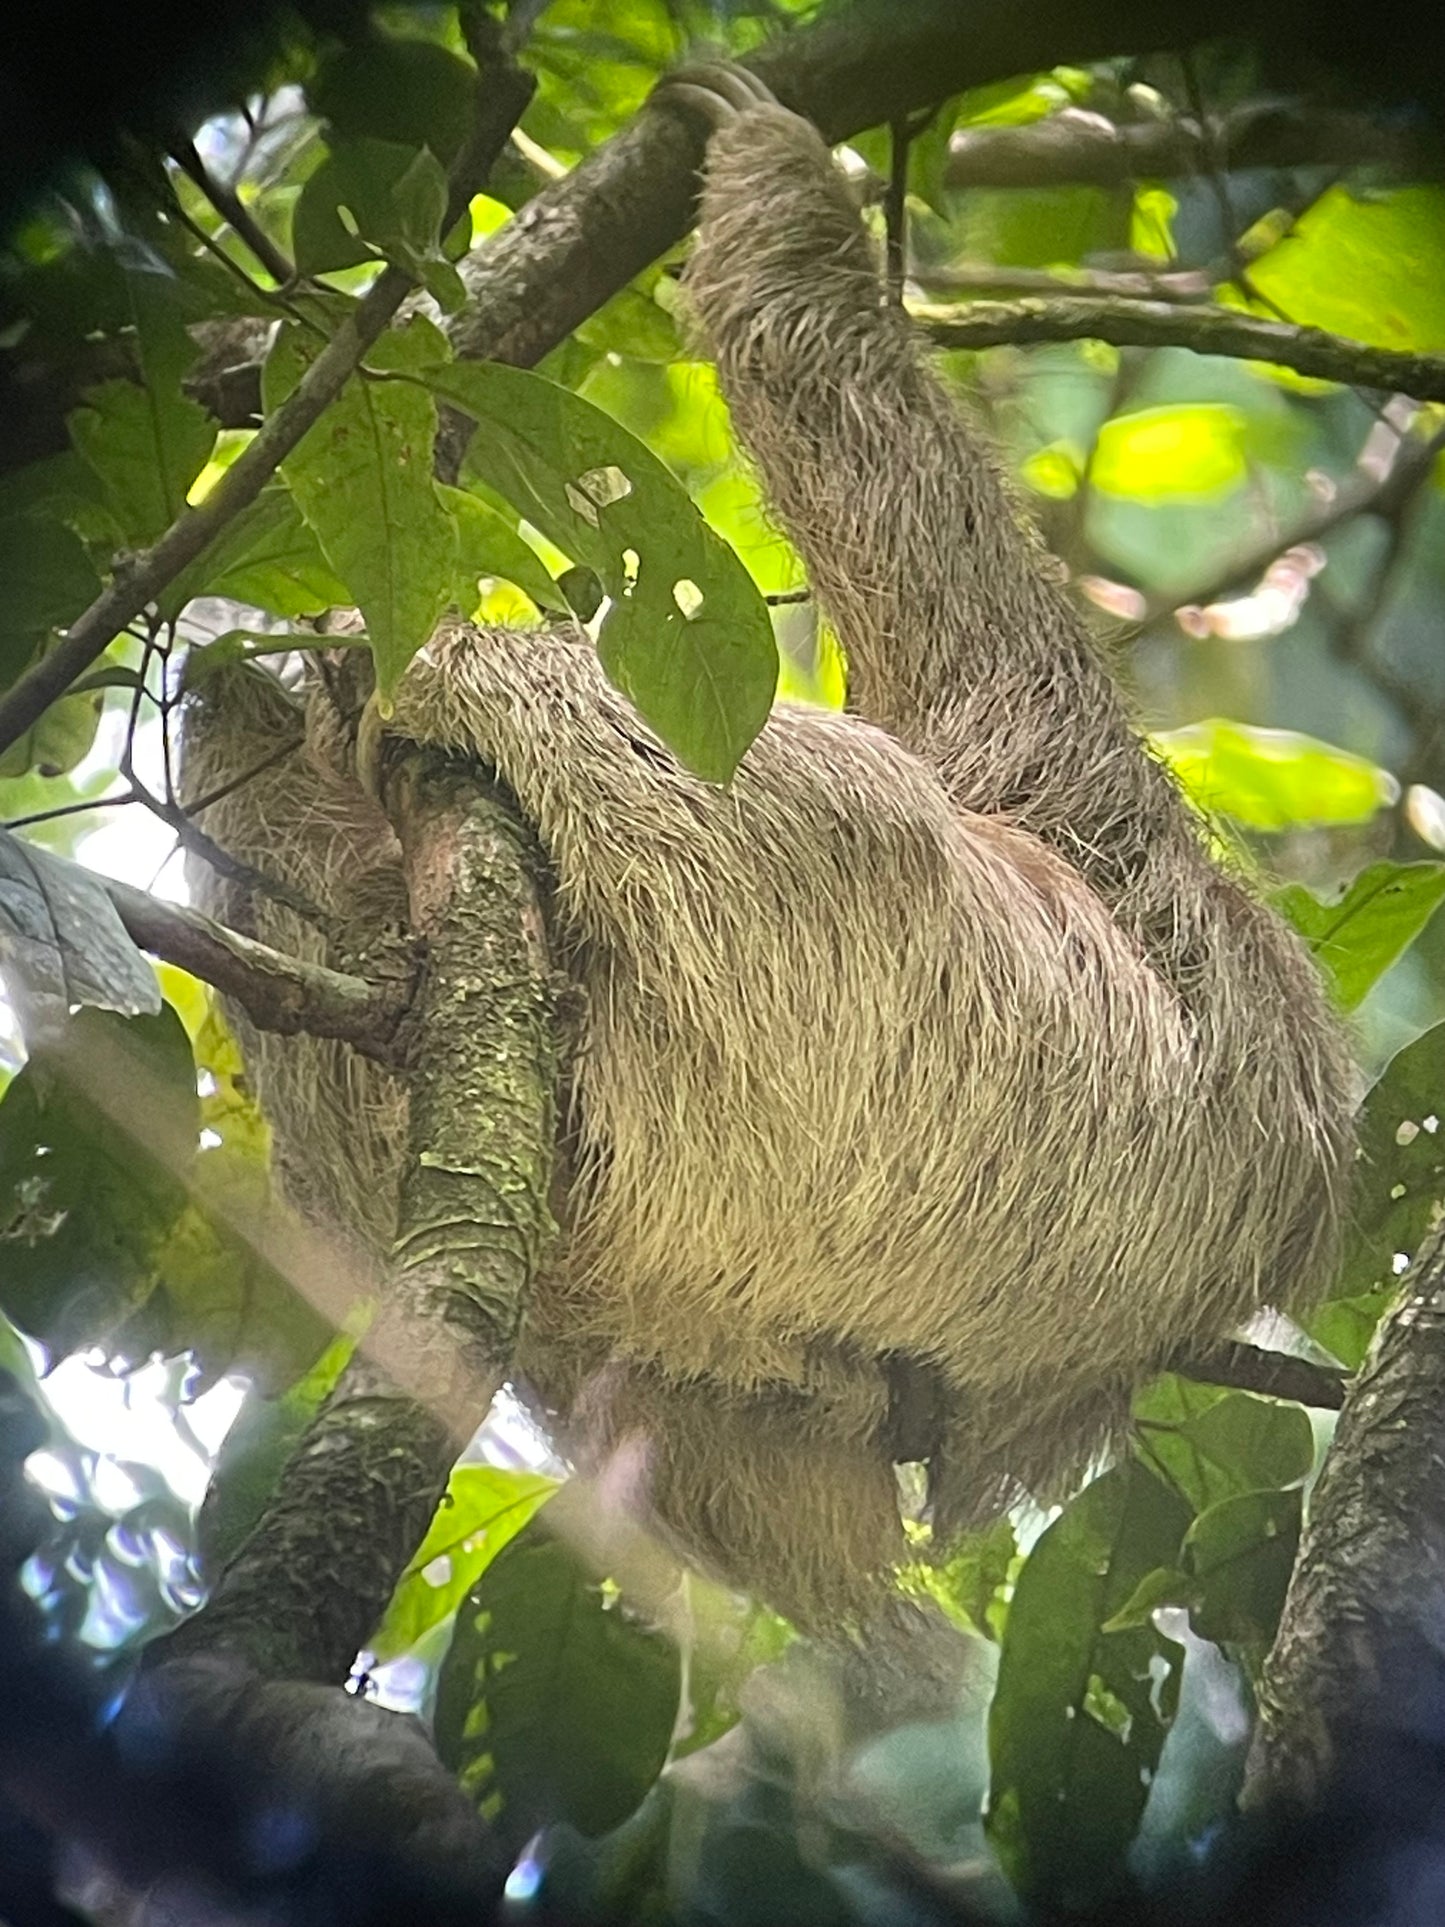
[
  {"x1": 292, "y1": 138, "x2": 448, "y2": 276},
  {"x1": 1276, "y1": 861, "x2": 1445, "y2": 1010},
  {"x1": 436, "y1": 1521, "x2": 680, "y2": 1849},
  {"x1": 310, "y1": 39, "x2": 477, "y2": 165},
  {"x1": 1182, "y1": 1488, "x2": 1300, "y2": 1664},
  {"x1": 987, "y1": 1462, "x2": 1191, "y2": 1907},
  {"x1": 1326, "y1": 1022, "x2": 1445, "y2": 1307},
  {"x1": 0, "y1": 830, "x2": 161, "y2": 1027},
  {"x1": 264, "y1": 318, "x2": 456, "y2": 696},
  {"x1": 1133, "y1": 1380, "x2": 1314, "y2": 1513},
  {"x1": 428, "y1": 361, "x2": 777, "y2": 781},
  {"x1": 0, "y1": 1006, "x2": 196, "y2": 1354},
  {"x1": 0, "y1": 517, "x2": 102, "y2": 686}
]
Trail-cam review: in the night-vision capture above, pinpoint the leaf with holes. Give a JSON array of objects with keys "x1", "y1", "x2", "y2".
[
  {"x1": 292, "y1": 138, "x2": 449, "y2": 277},
  {"x1": 1276, "y1": 861, "x2": 1445, "y2": 1010},
  {"x1": 372, "y1": 1466, "x2": 558, "y2": 1660},
  {"x1": 436, "y1": 1521, "x2": 680, "y2": 1852},
  {"x1": 424, "y1": 361, "x2": 777, "y2": 782},
  {"x1": 1321, "y1": 1023, "x2": 1445, "y2": 1316},
  {"x1": 264, "y1": 317, "x2": 456, "y2": 698},
  {"x1": 987, "y1": 1461, "x2": 1190, "y2": 1909},
  {"x1": 0, "y1": 831, "x2": 160, "y2": 1028}
]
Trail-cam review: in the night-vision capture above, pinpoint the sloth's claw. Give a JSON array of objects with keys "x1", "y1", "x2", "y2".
[{"x1": 653, "y1": 60, "x2": 779, "y2": 130}]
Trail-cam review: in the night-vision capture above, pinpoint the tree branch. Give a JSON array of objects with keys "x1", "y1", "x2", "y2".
[
  {"x1": 1248, "y1": 1233, "x2": 1445, "y2": 1806},
  {"x1": 914, "y1": 262, "x2": 1216, "y2": 302},
  {"x1": 944, "y1": 100, "x2": 1427, "y2": 190},
  {"x1": 1173, "y1": 1339, "x2": 1347, "y2": 1410},
  {"x1": 102, "y1": 875, "x2": 412, "y2": 1056},
  {"x1": 912, "y1": 296, "x2": 1445, "y2": 402}
]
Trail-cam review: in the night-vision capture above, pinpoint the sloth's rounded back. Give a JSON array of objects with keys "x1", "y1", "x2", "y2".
[{"x1": 393, "y1": 624, "x2": 1304, "y2": 1404}]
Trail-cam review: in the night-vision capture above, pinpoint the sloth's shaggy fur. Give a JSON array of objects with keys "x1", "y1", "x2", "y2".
[{"x1": 183, "y1": 98, "x2": 1355, "y2": 1627}]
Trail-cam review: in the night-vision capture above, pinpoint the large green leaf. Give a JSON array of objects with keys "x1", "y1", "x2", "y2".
[
  {"x1": 159, "y1": 486, "x2": 349, "y2": 621},
  {"x1": 425, "y1": 361, "x2": 777, "y2": 782},
  {"x1": 1242, "y1": 185, "x2": 1445, "y2": 353},
  {"x1": 0, "y1": 1006, "x2": 196, "y2": 1356},
  {"x1": 372, "y1": 1465, "x2": 558, "y2": 1661},
  {"x1": 436, "y1": 1520, "x2": 680, "y2": 1849},
  {"x1": 1091, "y1": 405, "x2": 1247, "y2": 501},
  {"x1": 1133, "y1": 1379, "x2": 1315, "y2": 1514},
  {"x1": 438, "y1": 483, "x2": 567, "y2": 617},
  {"x1": 309, "y1": 39, "x2": 478, "y2": 165},
  {"x1": 68, "y1": 270, "x2": 216, "y2": 547},
  {"x1": 1181, "y1": 1488, "x2": 1301, "y2": 1667},
  {"x1": 291, "y1": 138, "x2": 449, "y2": 278},
  {"x1": 1154, "y1": 721, "x2": 1396, "y2": 833},
  {"x1": 987, "y1": 1461, "x2": 1191, "y2": 1908},
  {"x1": 264, "y1": 317, "x2": 457, "y2": 697},
  {"x1": 1276, "y1": 861, "x2": 1445, "y2": 1010}
]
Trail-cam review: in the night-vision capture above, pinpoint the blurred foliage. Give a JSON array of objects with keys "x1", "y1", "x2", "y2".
[{"x1": 3, "y1": 5, "x2": 1445, "y2": 1920}]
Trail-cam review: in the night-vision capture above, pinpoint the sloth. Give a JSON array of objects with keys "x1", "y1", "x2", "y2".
[{"x1": 182, "y1": 66, "x2": 1355, "y2": 1631}]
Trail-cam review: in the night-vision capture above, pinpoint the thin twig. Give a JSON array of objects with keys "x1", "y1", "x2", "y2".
[
  {"x1": 914, "y1": 262, "x2": 1216, "y2": 303},
  {"x1": 171, "y1": 138, "x2": 296, "y2": 287}
]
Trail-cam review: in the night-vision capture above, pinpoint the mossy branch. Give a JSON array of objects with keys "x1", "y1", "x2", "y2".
[{"x1": 913, "y1": 296, "x2": 1445, "y2": 403}]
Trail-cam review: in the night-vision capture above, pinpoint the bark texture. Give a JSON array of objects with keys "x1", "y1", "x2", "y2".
[{"x1": 1249, "y1": 1231, "x2": 1445, "y2": 1804}]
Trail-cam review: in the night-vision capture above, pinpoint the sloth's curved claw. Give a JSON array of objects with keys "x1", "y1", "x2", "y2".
[
  {"x1": 652, "y1": 60, "x2": 779, "y2": 131},
  {"x1": 355, "y1": 690, "x2": 385, "y2": 804}
]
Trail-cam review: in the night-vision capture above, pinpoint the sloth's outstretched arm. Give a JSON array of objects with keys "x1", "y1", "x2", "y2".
[{"x1": 680, "y1": 81, "x2": 1233, "y2": 954}]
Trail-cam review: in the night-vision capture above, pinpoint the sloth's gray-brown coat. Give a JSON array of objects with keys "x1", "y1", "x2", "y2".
[{"x1": 183, "y1": 97, "x2": 1354, "y2": 1626}]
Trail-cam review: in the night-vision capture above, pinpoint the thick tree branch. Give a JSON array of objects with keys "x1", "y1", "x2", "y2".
[
  {"x1": 944, "y1": 100, "x2": 1425, "y2": 190},
  {"x1": 914, "y1": 262, "x2": 1216, "y2": 302},
  {"x1": 1248, "y1": 1233, "x2": 1445, "y2": 1806},
  {"x1": 103, "y1": 875, "x2": 412, "y2": 1056},
  {"x1": 913, "y1": 296, "x2": 1445, "y2": 402}
]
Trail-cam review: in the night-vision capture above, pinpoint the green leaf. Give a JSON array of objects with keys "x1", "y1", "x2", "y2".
[
  {"x1": 0, "y1": 517, "x2": 102, "y2": 686},
  {"x1": 427, "y1": 361, "x2": 777, "y2": 781},
  {"x1": 0, "y1": 1006, "x2": 196, "y2": 1355},
  {"x1": 1102, "y1": 1565, "x2": 1195, "y2": 1633},
  {"x1": 69, "y1": 379, "x2": 215, "y2": 547},
  {"x1": 1091, "y1": 405, "x2": 1247, "y2": 502},
  {"x1": 1182, "y1": 1488, "x2": 1300, "y2": 1664},
  {"x1": 1300, "y1": 1289, "x2": 1392, "y2": 1371},
  {"x1": 436, "y1": 1521, "x2": 680, "y2": 1849},
  {"x1": 264, "y1": 318, "x2": 457, "y2": 697},
  {"x1": 160, "y1": 486, "x2": 349, "y2": 621},
  {"x1": 0, "y1": 830, "x2": 162, "y2": 1027},
  {"x1": 0, "y1": 684, "x2": 103, "y2": 782},
  {"x1": 1275, "y1": 862, "x2": 1445, "y2": 1010},
  {"x1": 438, "y1": 483, "x2": 567, "y2": 616},
  {"x1": 1133, "y1": 1380, "x2": 1315, "y2": 1514},
  {"x1": 987, "y1": 1461, "x2": 1191, "y2": 1907},
  {"x1": 1154, "y1": 721, "x2": 1396, "y2": 832},
  {"x1": 908, "y1": 1515, "x2": 1018, "y2": 1640},
  {"x1": 1326, "y1": 1022, "x2": 1445, "y2": 1310},
  {"x1": 309, "y1": 38, "x2": 477, "y2": 166},
  {"x1": 373, "y1": 1465, "x2": 558, "y2": 1660},
  {"x1": 1242, "y1": 185, "x2": 1445, "y2": 354},
  {"x1": 292, "y1": 138, "x2": 448, "y2": 276}
]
